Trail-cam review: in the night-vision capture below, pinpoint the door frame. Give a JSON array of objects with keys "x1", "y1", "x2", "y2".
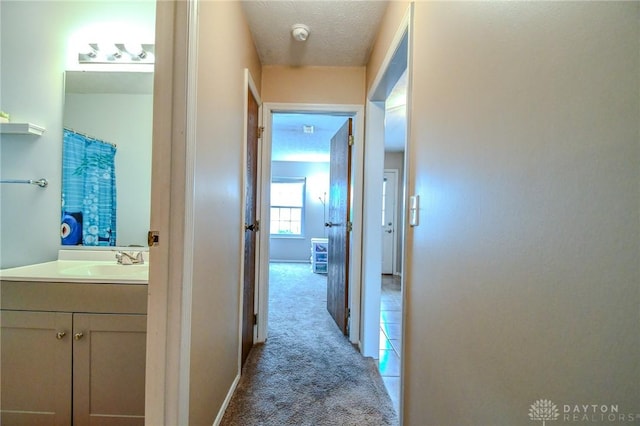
[
  {"x1": 257, "y1": 103, "x2": 365, "y2": 346},
  {"x1": 362, "y1": 5, "x2": 412, "y2": 423},
  {"x1": 238, "y1": 69, "x2": 262, "y2": 369},
  {"x1": 361, "y1": 7, "x2": 410, "y2": 359},
  {"x1": 145, "y1": 1, "x2": 192, "y2": 424}
]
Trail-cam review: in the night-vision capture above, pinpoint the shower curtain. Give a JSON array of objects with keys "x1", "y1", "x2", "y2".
[{"x1": 62, "y1": 129, "x2": 117, "y2": 246}]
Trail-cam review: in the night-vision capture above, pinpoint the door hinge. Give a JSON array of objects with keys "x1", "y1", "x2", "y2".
[
  {"x1": 346, "y1": 307, "x2": 351, "y2": 319},
  {"x1": 244, "y1": 220, "x2": 260, "y2": 232},
  {"x1": 147, "y1": 230, "x2": 159, "y2": 247},
  {"x1": 253, "y1": 314, "x2": 258, "y2": 325},
  {"x1": 348, "y1": 135, "x2": 354, "y2": 146},
  {"x1": 257, "y1": 126, "x2": 264, "y2": 139},
  {"x1": 347, "y1": 221, "x2": 353, "y2": 232}
]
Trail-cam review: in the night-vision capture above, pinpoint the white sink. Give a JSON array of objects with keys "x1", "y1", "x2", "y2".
[{"x1": 60, "y1": 263, "x2": 148, "y2": 277}]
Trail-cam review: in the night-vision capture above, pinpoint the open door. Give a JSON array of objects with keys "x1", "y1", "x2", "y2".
[
  {"x1": 241, "y1": 87, "x2": 260, "y2": 367},
  {"x1": 326, "y1": 118, "x2": 353, "y2": 335}
]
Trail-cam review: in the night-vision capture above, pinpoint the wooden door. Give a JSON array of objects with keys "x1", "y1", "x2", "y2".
[
  {"x1": 73, "y1": 313, "x2": 146, "y2": 426},
  {"x1": 1, "y1": 311, "x2": 72, "y2": 426},
  {"x1": 326, "y1": 118, "x2": 353, "y2": 334},
  {"x1": 242, "y1": 88, "x2": 259, "y2": 366}
]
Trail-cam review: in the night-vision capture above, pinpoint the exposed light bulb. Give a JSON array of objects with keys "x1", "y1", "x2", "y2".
[
  {"x1": 124, "y1": 43, "x2": 146, "y2": 59},
  {"x1": 99, "y1": 43, "x2": 122, "y2": 59},
  {"x1": 79, "y1": 44, "x2": 97, "y2": 58}
]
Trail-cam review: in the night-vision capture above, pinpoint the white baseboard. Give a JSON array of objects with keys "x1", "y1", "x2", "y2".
[
  {"x1": 269, "y1": 259, "x2": 310, "y2": 264},
  {"x1": 212, "y1": 373, "x2": 241, "y2": 426}
]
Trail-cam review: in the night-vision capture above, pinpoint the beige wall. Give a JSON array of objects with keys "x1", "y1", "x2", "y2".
[
  {"x1": 402, "y1": 2, "x2": 639, "y2": 424},
  {"x1": 188, "y1": 2, "x2": 261, "y2": 424},
  {"x1": 262, "y1": 65, "x2": 365, "y2": 104}
]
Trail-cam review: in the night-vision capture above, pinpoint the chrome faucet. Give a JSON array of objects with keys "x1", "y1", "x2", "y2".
[{"x1": 115, "y1": 251, "x2": 144, "y2": 265}]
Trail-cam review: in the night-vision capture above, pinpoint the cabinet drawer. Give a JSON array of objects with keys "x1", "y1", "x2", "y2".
[{"x1": 1, "y1": 281, "x2": 147, "y2": 314}]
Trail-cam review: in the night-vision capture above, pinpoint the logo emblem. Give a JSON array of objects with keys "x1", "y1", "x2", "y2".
[{"x1": 529, "y1": 399, "x2": 560, "y2": 425}]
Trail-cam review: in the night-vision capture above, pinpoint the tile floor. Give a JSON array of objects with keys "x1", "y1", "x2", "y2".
[{"x1": 379, "y1": 274, "x2": 402, "y2": 414}]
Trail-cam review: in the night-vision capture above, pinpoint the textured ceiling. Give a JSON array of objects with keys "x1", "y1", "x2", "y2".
[{"x1": 241, "y1": 1, "x2": 389, "y2": 66}]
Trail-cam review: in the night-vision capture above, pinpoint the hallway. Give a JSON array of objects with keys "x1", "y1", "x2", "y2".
[{"x1": 220, "y1": 263, "x2": 397, "y2": 425}]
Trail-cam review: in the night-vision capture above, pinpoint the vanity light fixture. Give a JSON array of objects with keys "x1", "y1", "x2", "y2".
[{"x1": 78, "y1": 43, "x2": 155, "y2": 64}]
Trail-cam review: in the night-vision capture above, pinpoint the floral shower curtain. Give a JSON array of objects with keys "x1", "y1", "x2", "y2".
[{"x1": 61, "y1": 129, "x2": 117, "y2": 246}]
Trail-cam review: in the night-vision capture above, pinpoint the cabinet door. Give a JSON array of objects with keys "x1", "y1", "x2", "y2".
[
  {"x1": 72, "y1": 314, "x2": 146, "y2": 426},
  {"x1": 1, "y1": 310, "x2": 72, "y2": 426}
]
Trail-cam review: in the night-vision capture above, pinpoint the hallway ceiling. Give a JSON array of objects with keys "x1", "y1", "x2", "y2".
[
  {"x1": 242, "y1": 1, "x2": 406, "y2": 161},
  {"x1": 241, "y1": 1, "x2": 389, "y2": 66}
]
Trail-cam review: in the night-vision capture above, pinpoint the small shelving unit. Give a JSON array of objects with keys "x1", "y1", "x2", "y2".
[
  {"x1": 311, "y1": 237, "x2": 328, "y2": 274},
  {"x1": 0, "y1": 122, "x2": 45, "y2": 136}
]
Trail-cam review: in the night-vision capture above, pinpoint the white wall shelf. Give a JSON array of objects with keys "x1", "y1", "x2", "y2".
[{"x1": 0, "y1": 122, "x2": 45, "y2": 136}]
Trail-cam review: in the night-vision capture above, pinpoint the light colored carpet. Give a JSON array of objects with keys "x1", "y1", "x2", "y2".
[{"x1": 220, "y1": 262, "x2": 398, "y2": 426}]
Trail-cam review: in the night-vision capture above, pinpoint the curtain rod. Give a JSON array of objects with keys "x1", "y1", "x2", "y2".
[{"x1": 64, "y1": 127, "x2": 117, "y2": 147}]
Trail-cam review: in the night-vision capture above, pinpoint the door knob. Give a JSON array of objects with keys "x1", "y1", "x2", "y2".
[
  {"x1": 325, "y1": 222, "x2": 342, "y2": 228},
  {"x1": 385, "y1": 229, "x2": 392, "y2": 233}
]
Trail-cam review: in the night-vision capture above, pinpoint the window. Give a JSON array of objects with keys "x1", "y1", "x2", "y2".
[{"x1": 270, "y1": 178, "x2": 305, "y2": 236}]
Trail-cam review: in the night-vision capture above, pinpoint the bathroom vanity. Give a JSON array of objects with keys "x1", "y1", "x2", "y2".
[{"x1": 0, "y1": 251, "x2": 148, "y2": 426}]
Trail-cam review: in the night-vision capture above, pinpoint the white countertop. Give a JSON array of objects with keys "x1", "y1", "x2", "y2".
[{"x1": 0, "y1": 250, "x2": 149, "y2": 284}]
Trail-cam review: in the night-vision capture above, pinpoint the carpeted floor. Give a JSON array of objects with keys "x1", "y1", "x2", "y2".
[{"x1": 220, "y1": 262, "x2": 398, "y2": 426}]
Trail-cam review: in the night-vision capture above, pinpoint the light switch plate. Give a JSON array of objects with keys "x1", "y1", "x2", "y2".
[{"x1": 409, "y1": 195, "x2": 419, "y2": 226}]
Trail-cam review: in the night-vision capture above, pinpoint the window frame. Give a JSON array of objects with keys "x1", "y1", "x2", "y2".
[{"x1": 269, "y1": 177, "x2": 306, "y2": 238}]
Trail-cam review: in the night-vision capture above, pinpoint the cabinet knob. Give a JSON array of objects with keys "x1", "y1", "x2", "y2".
[
  {"x1": 74, "y1": 332, "x2": 84, "y2": 340},
  {"x1": 56, "y1": 331, "x2": 66, "y2": 340}
]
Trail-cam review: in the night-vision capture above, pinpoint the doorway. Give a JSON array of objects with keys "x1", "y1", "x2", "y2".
[
  {"x1": 362, "y1": 18, "x2": 410, "y2": 418},
  {"x1": 256, "y1": 104, "x2": 365, "y2": 345}
]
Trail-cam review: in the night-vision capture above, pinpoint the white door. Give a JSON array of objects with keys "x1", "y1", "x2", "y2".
[{"x1": 381, "y1": 169, "x2": 398, "y2": 274}]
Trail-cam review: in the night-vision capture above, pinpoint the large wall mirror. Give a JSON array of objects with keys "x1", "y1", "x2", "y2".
[{"x1": 62, "y1": 70, "x2": 153, "y2": 247}]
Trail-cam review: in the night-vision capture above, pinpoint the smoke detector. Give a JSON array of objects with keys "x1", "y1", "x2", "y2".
[{"x1": 291, "y1": 24, "x2": 310, "y2": 42}]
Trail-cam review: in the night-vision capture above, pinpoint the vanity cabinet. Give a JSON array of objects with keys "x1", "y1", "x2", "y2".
[{"x1": 0, "y1": 281, "x2": 147, "y2": 426}]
